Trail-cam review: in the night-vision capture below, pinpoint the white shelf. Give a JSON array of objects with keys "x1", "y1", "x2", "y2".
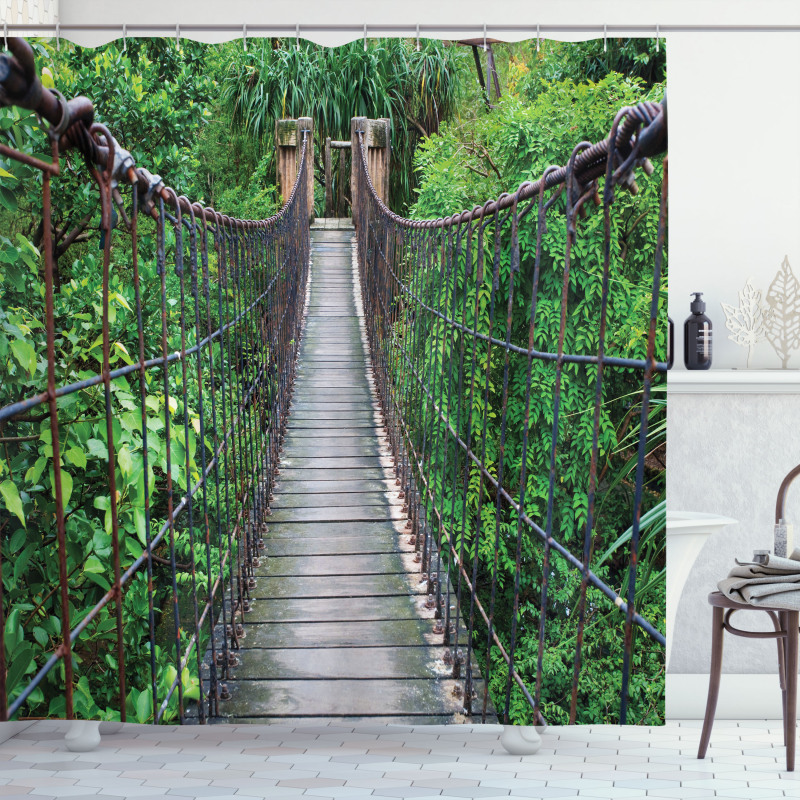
[{"x1": 668, "y1": 369, "x2": 800, "y2": 394}]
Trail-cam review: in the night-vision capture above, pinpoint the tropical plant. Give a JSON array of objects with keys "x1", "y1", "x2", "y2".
[
  {"x1": 0, "y1": 39, "x2": 234, "y2": 721},
  {"x1": 406, "y1": 72, "x2": 667, "y2": 725},
  {"x1": 220, "y1": 38, "x2": 466, "y2": 213}
]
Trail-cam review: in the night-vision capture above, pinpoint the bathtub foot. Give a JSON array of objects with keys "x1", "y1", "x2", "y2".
[
  {"x1": 499, "y1": 725, "x2": 542, "y2": 755},
  {"x1": 99, "y1": 721, "x2": 125, "y2": 735},
  {"x1": 64, "y1": 720, "x2": 101, "y2": 752}
]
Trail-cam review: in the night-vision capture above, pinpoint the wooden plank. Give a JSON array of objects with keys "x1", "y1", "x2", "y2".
[
  {"x1": 265, "y1": 535, "x2": 402, "y2": 557},
  {"x1": 255, "y1": 553, "x2": 409, "y2": 577},
  {"x1": 295, "y1": 367, "x2": 370, "y2": 376},
  {"x1": 218, "y1": 678, "x2": 467, "y2": 718},
  {"x1": 275, "y1": 468, "x2": 388, "y2": 481},
  {"x1": 296, "y1": 358, "x2": 366, "y2": 364},
  {"x1": 271, "y1": 490, "x2": 390, "y2": 507},
  {"x1": 223, "y1": 619, "x2": 435, "y2": 648},
  {"x1": 294, "y1": 373, "x2": 371, "y2": 382},
  {"x1": 280, "y1": 446, "x2": 385, "y2": 459},
  {"x1": 288, "y1": 403, "x2": 377, "y2": 412},
  {"x1": 264, "y1": 520, "x2": 403, "y2": 538},
  {"x1": 227, "y1": 646, "x2": 438, "y2": 680},
  {"x1": 295, "y1": 361, "x2": 368, "y2": 367},
  {"x1": 292, "y1": 386, "x2": 372, "y2": 395},
  {"x1": 282, "y1": 436, "x2": 382, "y2": 447},
  {"x1": 284, "y1": 428, "x2": 383, "y2": 438},
  {"x1": 267, "y1": 506, "x2": 404, "y2": 523},
  {"x1": 287, "y1": 414, "x2": 379, "y2": 424},
  {"x1": 273, "y1": 478, "x2": 392, "y2": 493},
  {"x1": 241, "y1": 596, "x2": 418, "y2": 624},
  {"x1": 248, "y1": 573, "x2": 420, "y2": 599},
  {"x1": 291, "y1": 389, "x2": 373, "y2": 399},
  {"x1": 278, "y1": 457, "x2": 384, "y2": 470}
]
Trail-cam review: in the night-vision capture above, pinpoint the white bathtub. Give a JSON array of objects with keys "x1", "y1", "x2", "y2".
[{"x1": 666, "y1": 511, "x2": 738, "y2": 669}]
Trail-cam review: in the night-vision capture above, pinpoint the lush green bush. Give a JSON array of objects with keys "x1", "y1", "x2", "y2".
[
  {"x1": 0, "y1": 40, "x2": 246, "y2": 721},
  {"x1": 2, "y1": 36, "x2": 666, "y2": 726},
  {"x1": 221, "y1": 38, "x2": 466, "y2": 214},
  {"x1": 406, "y1": 72, "x2": 667, "y2": 725}
]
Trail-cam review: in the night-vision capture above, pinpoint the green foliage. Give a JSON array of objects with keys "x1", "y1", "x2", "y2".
[
  {"x1": 404, "y1": 72, "x2": 666, "y2": 724},
  {"x1": 1, "y1": 35, "x2": 666, "y2": 727},
  {"x1": 220, "y1": 38, "x2": 466, "y2": 213},
  {"x1": 502, "y1": 37, "x2": 666, "y2": 105},
  {"x1": 0, "y1": 38, "x2": 215, "y2": 279},
  {"x1": 0, "y1": 226, "x2": 226, "y2": 718},
  {"x1": 214, "y1": 151, "x2": 281, "y2": 221},
  {"x1": 0, "y1": 39, "x2": 248, "y2": 721}
]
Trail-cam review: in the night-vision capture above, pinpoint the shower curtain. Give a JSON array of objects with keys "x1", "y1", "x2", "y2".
[{"x1": 0, "y1": 33, "x2": 666, "y2": 729}]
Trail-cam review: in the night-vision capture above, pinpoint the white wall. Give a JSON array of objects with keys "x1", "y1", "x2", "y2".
[{"x1": 669, "y1": 32, "x2": 800, "y2": 369}]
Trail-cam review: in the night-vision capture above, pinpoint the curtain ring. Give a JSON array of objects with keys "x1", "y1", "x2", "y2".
[
  {"x1": 603, "y1": 23, "x2": 607, "y2": 52},
  {"x1": 364, "y1": 23, "x2": 367, "y2": 52},
  {"x1": 416, "y1": 23, "x2": 420, "y2": 52},
  {"x1": 536, "y1": 23, "x2": 540, "y2": 53},
  {"x1": 296, "y1": 23, "x2": 300, "y2": 51},
  {"x1": 483, "y1": 23, "x2": 487, "y2": 52},
  {"x1": 243, "y1": 23, "x2": 247, "y2": 52}
]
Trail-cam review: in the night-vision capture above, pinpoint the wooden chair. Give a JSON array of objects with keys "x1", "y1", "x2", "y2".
[
  {"x1": 698, "y1": 465, "x2": 800, "y2": 771},
  {"x1": 697, "y1": 592, "x2": 798, "y2": 770}
]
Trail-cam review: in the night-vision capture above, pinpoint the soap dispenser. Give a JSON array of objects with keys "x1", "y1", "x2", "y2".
[{"x1": 684, "y1": 292, "x2": 712, "y2": 370}]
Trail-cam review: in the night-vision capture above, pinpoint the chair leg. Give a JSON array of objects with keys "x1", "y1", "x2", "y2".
[
  {"x1": 698, "y1": 606, "x2": 725, "y2": 760},
  {"x1": 786, "y1": 611, "x2": 798, "y2": 772},
  {"x1": 778, "y1": 611, "x2": 788, "y2": 747}
]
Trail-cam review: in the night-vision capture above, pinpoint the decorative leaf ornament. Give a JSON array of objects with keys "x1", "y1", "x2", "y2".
[
  {"x1": 721, "y1": 279, "x2": 771, "y2": 368},
  {"x1": 765, "y1": 256, "x2": 800, "y2": 368}
]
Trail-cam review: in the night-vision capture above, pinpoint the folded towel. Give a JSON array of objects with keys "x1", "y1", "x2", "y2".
[{"x1": 717, "y1": 547, "x2": 800, "y2": 610}]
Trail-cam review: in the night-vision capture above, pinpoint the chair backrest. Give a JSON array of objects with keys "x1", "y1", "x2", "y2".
[{"x1": 775, "y1": 463, "x2": 800, "y2": 523}]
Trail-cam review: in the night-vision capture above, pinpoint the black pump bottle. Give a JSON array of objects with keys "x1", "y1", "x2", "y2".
[{"x1": 684, "y1": 292, "x2": 712, "y2": 370}]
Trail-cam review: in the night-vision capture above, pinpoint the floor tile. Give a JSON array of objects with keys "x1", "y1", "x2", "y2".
[{"x1": 1, "y1": 720, "x2": 797, "y2": 800}]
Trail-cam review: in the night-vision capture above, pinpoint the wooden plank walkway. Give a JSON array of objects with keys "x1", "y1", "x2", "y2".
[{"x1": 205, "y1": 222, "x2": 492, "y2": 724}]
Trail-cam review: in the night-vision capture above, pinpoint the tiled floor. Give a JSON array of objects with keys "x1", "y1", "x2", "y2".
[{"x1": 0, "y1": 720, "x2": 798, "y2": 799}]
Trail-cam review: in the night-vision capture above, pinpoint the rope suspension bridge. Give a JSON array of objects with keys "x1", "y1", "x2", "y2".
[{"x1": 0, "y1": 38, "x2": 667, "y2": 727}]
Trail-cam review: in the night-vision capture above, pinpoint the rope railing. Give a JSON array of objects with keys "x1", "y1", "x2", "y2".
[
  {"x1": 352, "y1": 99, "x2": 667, "y2": 725},
  {"x1": 0, "y1": 38, "x2": 311, "y2": 723}
]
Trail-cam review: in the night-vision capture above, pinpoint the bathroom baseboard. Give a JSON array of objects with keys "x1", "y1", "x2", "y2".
[{"x1": 667, "y1": 673, "x2": 784, "y2": 719}]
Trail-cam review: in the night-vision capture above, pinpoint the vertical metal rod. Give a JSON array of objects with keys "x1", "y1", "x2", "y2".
[
  {"x1": 42, "y1": 142, "x2": 74, "y2": 720},
  {"x1": 93, "y1": 124, "x2": 127, "y2": 721},
  {"x1": 131, "y1": 184, "x2": 159, "y2": 723}
]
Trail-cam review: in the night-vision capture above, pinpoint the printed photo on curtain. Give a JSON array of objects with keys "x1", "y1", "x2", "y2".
[{"x1": 0, "y1": 33, "x2": 667, "y2": 731}]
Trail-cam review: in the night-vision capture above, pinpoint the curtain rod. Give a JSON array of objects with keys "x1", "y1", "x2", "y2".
[{"x1": 3, "y1": 23, "x2": 800, "y2": 37}]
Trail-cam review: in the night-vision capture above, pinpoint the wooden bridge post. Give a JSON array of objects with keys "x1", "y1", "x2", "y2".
[
  {"x1": 337, "y1": 143, "x2": 346, "y2": 217},
  {"x1": 324, "y1": 136, "x2": 333, "y2": 217},
  {"x1": 276, "y1": 117, "x2": 315, "y2": 222},
  {"x1": 351, "y1": 116, "x2": 391, "y2": 215}
]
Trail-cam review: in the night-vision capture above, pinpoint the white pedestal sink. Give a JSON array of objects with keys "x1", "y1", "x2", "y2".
[{"x1": 666, "y1": 511, "x2": 737, "y2": 670}]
